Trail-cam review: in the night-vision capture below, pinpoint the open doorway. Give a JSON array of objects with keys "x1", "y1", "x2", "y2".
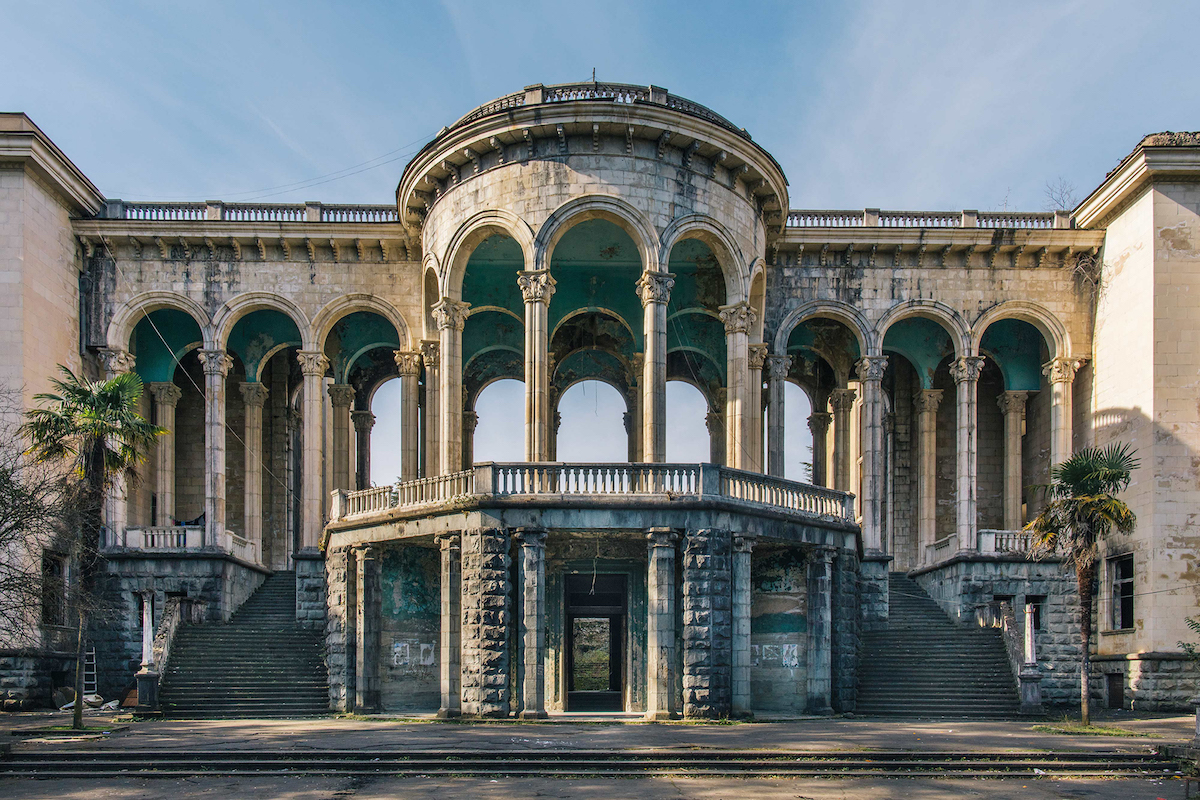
[{"x1": 565, "y1": 573, "x2": 626, "y2": 711}]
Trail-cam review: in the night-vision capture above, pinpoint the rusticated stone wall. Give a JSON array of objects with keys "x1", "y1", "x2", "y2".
[
  {"x1": 681, "y1": 528, "x2": 732, "y2": 718},
  {"x1": 459, "y1": 528, "x2": 511, "y2": 717}
]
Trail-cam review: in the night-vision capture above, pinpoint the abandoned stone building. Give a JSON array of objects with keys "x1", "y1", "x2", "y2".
[{"x1": 1, "y1": 83, "x2": 1198, "y2": 717}]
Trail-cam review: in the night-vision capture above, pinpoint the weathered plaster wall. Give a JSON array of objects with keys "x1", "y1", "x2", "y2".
[
  {"x1": 749, "y1": 548, "x2": 807, "y2": 713},
  {"x1": 378, "y1": 545, "x2": 440, "y2": 713}
]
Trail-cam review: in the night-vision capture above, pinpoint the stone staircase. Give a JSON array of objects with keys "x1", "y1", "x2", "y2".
[
  {"x1": 159, "y1": 570, "x2": 329, "y2": 718},
  {"x1": 856, "y1": 573, "x2": 1021, "y2": 718}
]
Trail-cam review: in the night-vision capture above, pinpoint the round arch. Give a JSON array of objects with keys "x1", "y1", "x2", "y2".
[
  {"x1": 553, "y1": 306, "x2": 639, "y2": 343},
  {"x1": 874, "y1": 300, "x2": 971, "y2": 358},
  {"x1": 773, "y1": 300, "x2": 874, "y2": 357},
  {"x1": 534, "y1": 195, "x2": 659, "y2": 275},
  {"x1": 441, "y1": 209, "x2": 535, "y2": 299},
  {"x1": 659, "y1": 214, "x2": 750, "y2": 304},
  {"x1": 108, "y1": 291, "x2": 211, "y2": 350},
  {"x1": 970, "y1": 300, "x2": 1071, "y2": 360},
  {"x1": 312, "y1": 294, "x2": 411, "y2": 352},
  {"x1": 212, "y1": 292, "x2": 313, "y2": 351}
]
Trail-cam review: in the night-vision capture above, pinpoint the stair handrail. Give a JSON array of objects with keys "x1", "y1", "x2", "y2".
[
  {"x1": 151, "y1": 596, "x2": 208, "y2": 686},
  {"x1": 976, "y1": 599, "x2": 1044, "y2": 714}
]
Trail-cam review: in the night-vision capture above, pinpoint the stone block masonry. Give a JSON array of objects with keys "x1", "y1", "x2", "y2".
[
  {"x1": 459, "y1": 528, "x2": 511, "y2": 717},
  {"x1": 681, "y1": 529, "x2": 732, "y2": 718}
]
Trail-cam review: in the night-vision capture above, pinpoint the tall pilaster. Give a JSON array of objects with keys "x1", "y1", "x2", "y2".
[
  {"x1": 856, "y1": 356, "x2": 888, "y2": 553},
  {"x1": 351, "y1": 410, "x2": 375, "y2": 489},
  {"x1": 829, "y1": 388, "x2": 857, "y2": 492},
  {"x1": 328, "y1": 384, "x2": 355, "y2": 494},
  {"x1": 806, "y1": 547, "x2": 834, "y2": 715},
  {"x1": 915, "y1": 389, "x2": 944, "y2": 561},
  {"x1": 437, "y1": 532, "x2": 461, "y2": 718},
  {"x1": 394, "y1": 349, "x2": 422, "y2": 481},
  {"x1": 747, "y1": 344, "x2": 769, "y2": 472},
  {"x1": 646, "y1": 527, "x2": 679, "y2": 720},
  {"x1": 433, "y1": 300, "x2": 469, "y2": 476},
  {"x1": 296, "y1": 350, "x2": 329, "y2": 551},
  {"x1": 420, "y1": 341, "x2": 441, "y2": 476},
  {"x1": 354, "y1": 544, "x2": 381, "y2": 712},
  {"x1": 147, "y1": 382, "x2": 182, "y2": 526},
  {"x1": 998, "y1": 390, "x2": 1030, "y2": 531},
  {"x1": 514, "y1": 528, "x2": 547, "y2": 719},
  {"x1": 808, "y1": 411, "x2": 832, "y2": 487},
  {"x1": 518, "y1": 270, "x2": 556, "y2": 462},
  {"x1": 1043, "y1": 357, "x2": 1083, "y2": 468},
  {"x1": 239, "y1": 382, "x2": 269, "y2": 561},
  {"x1": 719, "y1": 302, "x2": 756, "y2": 470},
  {"x1": 637, "y1": 271, "x2": 674, "y2": 462},
  {"x1": 100, "y1": 349, "x2": 136, "y2": 543},
  {"x1": 198, "y1": 349, "x2": 233, "y2": 548},
  {"x1": 731, "y1": 535, "x2": 755, "y2": 717},
  {"x1": 951, "y1": 356, "x2": 986, "y2": 551},
  {"x1": 765, "y1": 355, "x2": 792, "y2": 477}
]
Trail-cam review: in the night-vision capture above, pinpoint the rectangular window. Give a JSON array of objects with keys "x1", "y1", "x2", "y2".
[
  {"x1": 1026, "y1": 595, "x2": 1046, "y2": 631},
  {"x1": 1111, "y1": 555, "x2": 1134, "y2": 630},
  {"x1": 41, "y1": 554, "x2": 67, "y2": 627}
]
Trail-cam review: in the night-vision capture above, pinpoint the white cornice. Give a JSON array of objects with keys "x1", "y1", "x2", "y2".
[
  {"x1": 0, "y1": 114, "x2": 104, "y2": 215},
  {"x1": 1075, "y1": 147, "x2": 1200, "y2": 229}
]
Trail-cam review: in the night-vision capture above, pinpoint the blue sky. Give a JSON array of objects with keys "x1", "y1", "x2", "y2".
[{"x1": 4, "y1": 1, "x2": 1195, "y2": 481}]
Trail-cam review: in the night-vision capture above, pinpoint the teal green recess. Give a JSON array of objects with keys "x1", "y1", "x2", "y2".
[
  {"x1": 980, "y1": 318, "x2": 1045, "y2": 391},
  {"x1": 325, "y1": 311, "x2": 402, "y2": 383},
  {"x1": 882, "y1": 317, "x2": 954, "y2": 388},
  {"x1": 227, "y1": 310, "x2": 303, "y2": 382},
  {"x1": 132, "y1": 309, "x2": 204, "y2": 383}
]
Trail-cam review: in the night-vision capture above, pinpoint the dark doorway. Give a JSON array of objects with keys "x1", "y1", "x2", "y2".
[{"x1": 565, "y1": 573, "x2": 626, "y2": 711}]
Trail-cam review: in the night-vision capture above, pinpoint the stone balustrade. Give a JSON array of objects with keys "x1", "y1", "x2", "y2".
[
  {"x1": 978, "y1": 528, "x2": 1035, "y2": 554},
  {"x1": 329, "y1": 462, "x2": 856, "y2": 526},
  {"x1": 98, "y1": 200, "x2": 399, "y2": 223},
  {"x1": 787, "y1": 208, "x2": 1067, "y2": 229},
  {"x1": 117, "y1": 525, "x2": 258, "y2": 563}
]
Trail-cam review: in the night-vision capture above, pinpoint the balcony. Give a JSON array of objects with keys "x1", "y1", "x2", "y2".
[{"x1": 108, "y1": 525, "x2": 260, "y2": 564}]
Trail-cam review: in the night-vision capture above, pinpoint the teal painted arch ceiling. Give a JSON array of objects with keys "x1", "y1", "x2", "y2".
[
  {"x1": 131, "y1": 309, "x2": 204, "y2": 383},
  {"x1": 979, "y1": 318, "x2": 1046, "y2": 391},
  {"x1": 227, "y1": 309, "x2": 304, "y2": 383}
]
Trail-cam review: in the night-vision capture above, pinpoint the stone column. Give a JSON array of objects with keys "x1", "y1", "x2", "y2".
[
  {"x1": 624, "y1": 410, "x2": 638, "y2": 462},
  {"x1": 147, "y1": 382, "x2": 182, "y2": 526},
  {"x1": 682, "y1": 529, "x2": 732, "y2": 718},
  {"x1": 719, "y1": 302, "x2": 756, "y2": 470},
  {"x1": 354, "y1": 544, "x2": 381, "y2": 712},
  {"x1": 518, "y1": 270, "x2": 556, "y2": 461},
  {"x1": 765, "y1": 355, "x2": 792, "y2": 477},
  {"x1": 629, "y1": 354, "x2": 643, "y2": 462},
  {"x1": 856, "y1": 356, "x2": 888, "y2": 553},
  {"x1": 1043, "y1": 357, "x2": 1083, "y2": 467},
  {"x1": 746, "y1": 344, "x2": 769, "y2": 472},
  {"x1": 731, "y1": 535, "x2": 755, "y2": 717},
  {"x1": 436, "y1": 533, "x2": 461, "y2": 718},
  {"x1": 462, "y1": 410, "x2": 478, "y2": 469},
  {"x1": 951, "y1": 356, "x2": 986, "y2": 552},
  {"x1": 998, "y1": 391, "x2": 1029, "y2": 531},
  {"x1": 433, "y1": 300, "x2": 469, "y2": 476},
  {"x1": 514, "y1": 528, "x2": 547, "y2": 719},
  {"x1": 808, "y1": 411, "x2": 832, "y2": 487},
  {"x1": 829, "y1": 388, "x2": 856, "y2": 492},
  {"x1": 646, "y1": 527, "x2": 679, "y2": 720},
  {"x1": 99, "y1": 349, "x2": 136, "y2": 543},
  {"x1": 421, "y1": 341, "x2": 440, "y2": 476},
  {"x1": 460, "y1": 528, "x2": 511, "y2": 717},
  {"x1": 240, "y1": 382, "x2": 269, "y2": 561},
  {"x1": 328, "y1": 384, "x2": 355, "y2": 494},
  {"x1": 342, "y1": 548, "x2": 357, "y2": 711},
  {"x1": 296, "y1": 351, "x2": 329, "y2": 551},
  {"x1": 637, "y1": 271, "x2": 674, "y2": 462},
  {"x1": 705, "y1": 409, "x2": 725, "y2": 465},
  {"x1": 393, "y1": 350, "x2": 422, "y2": 481},
  {"x1": 806, "y1": 548, "x2": 833, "y2": 715},
  {"x1": 351, "y1": 410, "x2": 375, "y2": 489},
  {"x1": 198, "y1": 349, "x2": 233, "y2": 548},
  {"x1": 915, "y1": 389, "x2": 944, "y2": 560}
]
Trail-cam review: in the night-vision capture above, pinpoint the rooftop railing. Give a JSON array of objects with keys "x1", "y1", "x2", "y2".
[
  {"x1": 329, "y1": 462, "x2": 856, "y2": 527},
  {"x1": 97, "y1": 200, "x2": 399, "y2": 223},
  {"x1": 786, "y1": 208, "x2": 1071, "y2": 230}
]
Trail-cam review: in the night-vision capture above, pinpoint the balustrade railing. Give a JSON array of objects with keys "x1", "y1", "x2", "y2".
[
  {"x1": 320, "y1": 204, "x2": 399, "y2": 223},
  {"x1": 786, "y1": 210, "x2": 863, "y2": 227},
  {"x1": 99, "y1": 200, "x2": 399, "y2": 223},
  {"x1": 223, "y1": 203, "x2": 306, "y2": 222},
  {"x1": 787, "y1": 209, "x2": 1064, "y2": 229},
  {"x1": 125, "y1": 526, "x2": 204, "y2": 549},
  {"x1": 978, "y1": 529, "x2": 1035, "y2": 554},
  {"x1": 978, "y1": 211, "x2": 1055, "y2": 229},
  {"x1": 330, "y1": 462, "x2": 856, "y2": 526},
  {"x1": 121, "y1": 202, "x2": 207, "y2": 221}
]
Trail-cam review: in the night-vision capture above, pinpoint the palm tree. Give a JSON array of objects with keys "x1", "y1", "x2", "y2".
[
  {"x1": 22, "y1": 366, "x2": 162, "y2": 729},
  {"x1": 1026, "y1": 442, "x2": 1138, "y2": 726}
]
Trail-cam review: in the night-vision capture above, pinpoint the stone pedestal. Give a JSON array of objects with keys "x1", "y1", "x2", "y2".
[
  {"x1": 514, "y1": 528, "x2": 547, "y2": 719},
  {"x1": 354, "y1": 546, "x2": 381, "y2": 713},
  {"x1": 682, "y1": 529, "x2": 732, "y2": 718},
  {"x1": 460, "y1": 528, "x2": 510, "y2": 717},
  {"x1": 1019, "y1": 664, "x2": 1045, "y2": 715},
  {"x1": 295, "y1": 551, "x2": 327, "y2": 629},
  {"x1": 646, "y1": 527, "x2": 679, "y2": 720},
  {"x1": 806, "y1": 548, "x2": 834, "y2": 715},
  {"x1": 437, "y1": 533, "x2": 462, "y2": 718}
]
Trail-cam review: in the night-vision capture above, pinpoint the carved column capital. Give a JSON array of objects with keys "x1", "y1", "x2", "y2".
[
  {"x1": 1042, "y1": 356, "x2": 1086, "y2": 384},
  {"x1": 747, "y1": 343, "x2": 769, "y2": 371},
  {"x1": 98, "y1": 347, "x2": 137, "y2": 377},
  {"x1": 718, "y1": 301, "x2": 757, "y2": 334},
  {"x1": 328, "y1": 384, "x2": 355, "y2": 409},
  {"x1": 296, "y1": 350, "x2": 330, "y2": 378},
  {"x1": 420, "y1": 340, "x2": 440, "y2": 369},
  {"x1": 914, "y1": 388, "x2": 944, "y2": 415},
  {"x1": 855, "y1": 355, "x2": 888, "y2": 383},
  {"x1": 516, "y1": 270, "x2": 557, "y2": 305},
  {"x1": 463, "y1": 409, "x2": 479, "y2": 434},
  {"x1": 733, "y1": 534, "x2": 757, "y2": 554},
  {"x1": 239, "y1": 382, "x2": 270, "y2": 407},
  {"x1": 808, "y1": 411, "x2": 832, "y2": 436},
  {"x1": 148, "y1": 381, "x2": 183, "y2": 407},
  {"x1": 197, "y1": 349, "x2": 233, "y2": 378},
  {"x1": 432, "y1": 298, "x2": 470, "y2": 331},
  {"x1": 393, "y1": 349, "x2": 422, "y2": 376},
  {"x1": 436, "y1": 531, "x2": 461, "y2": 551},
  {"x1": 829, "y1": 387, "x2": 857, "y2": 412},
  {"x1": 950, "y1": 355, "x2": 986, "y2": 384},
  {"x1": 998, "y1": 390, "x2": 1030, "y2": 417},
  {"x1": 635, "y1": 270, "x2": 675, "y2": 306},
  {"x1": 512, "y1": 527, "x2": 548, "y2": 547},
  {"x1": 766, "y1": 354, "x2": 793, "y2": 380},
  {"x1": 646, "y1": 527, "x2": 679, "y2": 548},
  {"x1": 351, "y1": 409, "x2": 376, "y2": 434}
]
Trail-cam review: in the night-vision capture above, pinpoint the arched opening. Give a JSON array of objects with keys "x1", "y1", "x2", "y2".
[
  {"x1": 786, "y1": 318, "x2": 859, "y2": 492},
  {"x1": 666, "y1": 380, "x2": 710, "y2": 463},
  {"x1": 369, "y1": 377, "x2": 403, "y2": 485},
  {"x1": 782, "y1": 382, "x2": 814, "y2": 482},
  {"x1": 473, "y1": 378, "x2": 525, "y2": 462},
  {"x1": 556, "y1": 381, "x2": 628, "y2": 462}
]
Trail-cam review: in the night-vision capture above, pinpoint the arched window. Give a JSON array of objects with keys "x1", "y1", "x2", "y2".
[
  {"x1": 473, "y1": 379, "x2": 525, "y2": 462},
  {"x1": 666, "y1": 380, "x2": 709, "y2": 463},
  {"x1": 556, "y1": 380, "x2": 627, "y2": 462}
]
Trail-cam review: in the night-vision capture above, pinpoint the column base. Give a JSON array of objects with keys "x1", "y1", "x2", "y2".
[
  {"x1": 643, "y1": 710, "x2": 679, "y2": 721},
  {"x1": 436, "y1": 707, "x2": 461, "y2": 719},
  {"x1": 518, "y1": 709, "x2": 548, "y2": 720}
]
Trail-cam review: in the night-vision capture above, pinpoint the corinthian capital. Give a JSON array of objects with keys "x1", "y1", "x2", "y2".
[
  {"x1": 1042, "y1": 356, "x2": 1086, "y2": 384},
  {"x1": 635, "y1": 270, "x2": 675, "y2": 307},
  {"x1": 718, "y1": 302, "x2": 757, "y2": 335},
  {"x1": 997, "y1": 390, "x2": 1029, "y2": 416},
  {"x1": 295, "y1": 350, "x2": 330, "y2": 378},
  {"x1": 97, "y1": 347, "x2": 136, "y2": 377},
  {"x1": 748, "y1": 344, "x2": 769, "y2": 371},
  {"x1": 148, "y1": 381, "x2": 183, "y2": 407},
  {"x1": 829, "y1": 387, "x2": 857, "y2": 412},
  {"x1": 420, "y1": 340, "x2": 440, "y2": 369},
  {"x1": 766, "y1": 354, "x2": 793, "y2": 381},
  {"x1": 855, "y1": 355, "x2": 888, "y2": 383},
  {"x1": 950, "y1": 355, "x2": 986, "y2": 384},
  {"x1": 197, "y1": 349, "x2": 233, "y2": 378},
  {"x1": 432, "y1": 298, "x2": 470, "y2": 331},
  {"x1": 914, "y1": 388, "x2": 944, "y2": 415},
  {"x1": 239, "y1": 382, "x2": 269, "y2": 407},
  {"x1": 393, "y1": 349, "x2": 422, "y2": 377},
  {"x1": 517, "y1": 270, "x2": 557, "y2": 304}
]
